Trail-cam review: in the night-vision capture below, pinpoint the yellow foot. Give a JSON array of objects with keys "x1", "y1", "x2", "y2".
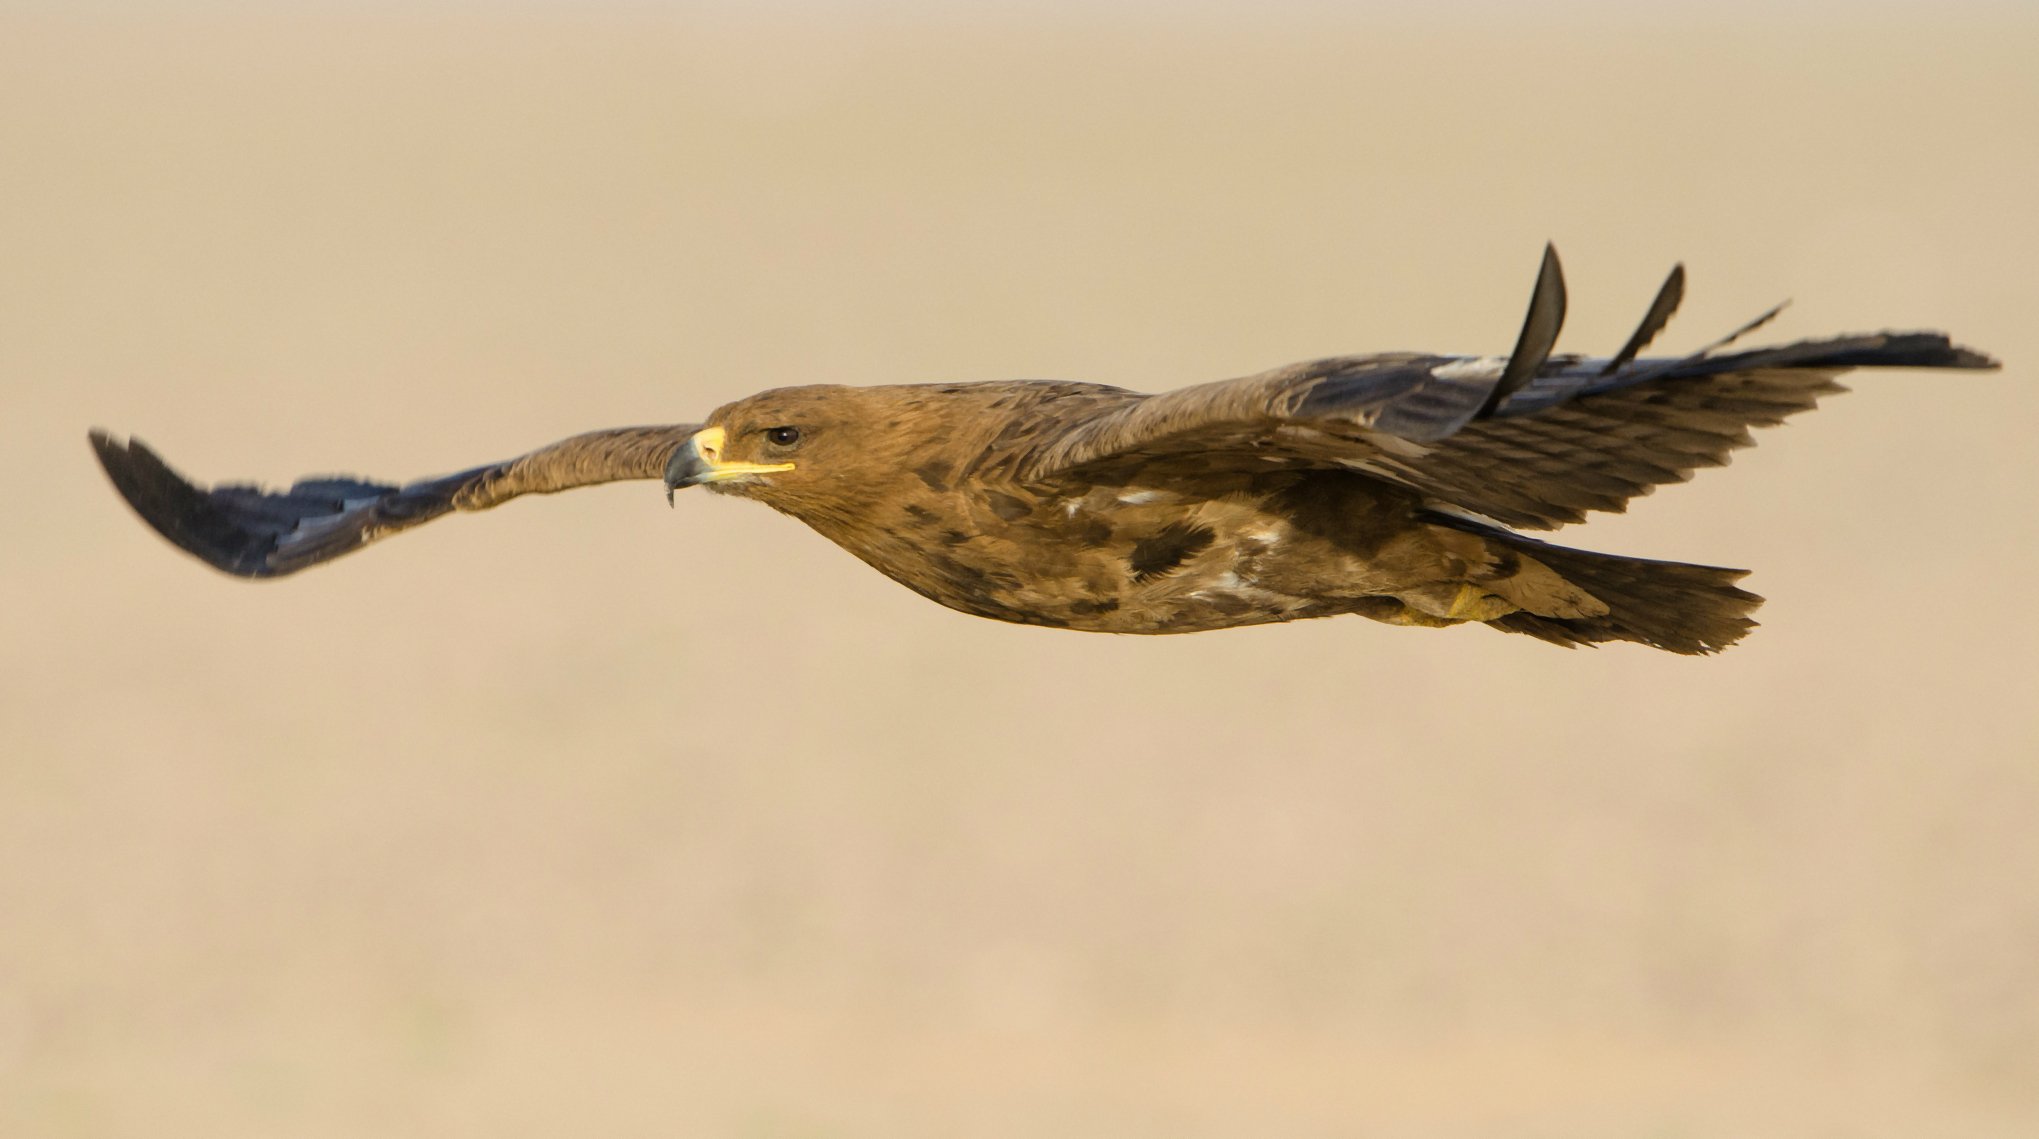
[
  {"x1": 1444, "y1": 584, "x2": 1516, "y2": 621},
  {"x1": 1381, "y1": 605, "x2": 1461, "y2": 628}
]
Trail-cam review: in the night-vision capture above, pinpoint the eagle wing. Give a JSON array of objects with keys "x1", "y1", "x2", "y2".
[
  {"x1": 1015, "y1": 247, "x2": 1998, "y2": 529},
  {"x1": 89, "y1": 424, "x2": 699, "y2": 577}
]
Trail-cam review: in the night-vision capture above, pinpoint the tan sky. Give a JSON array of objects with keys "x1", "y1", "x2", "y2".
[{"x1": 4, "y1": 5, "x2": 2036, "y2": 1136}]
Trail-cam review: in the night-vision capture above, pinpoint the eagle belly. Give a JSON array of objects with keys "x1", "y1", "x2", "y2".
[{"x1": 836, "y1": 474, "x2": 1443, "y2": 634}]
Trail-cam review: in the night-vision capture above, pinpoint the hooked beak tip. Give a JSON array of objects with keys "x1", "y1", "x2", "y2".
[{"x1": 663, "y1": 432, "x2": 711, "y2": 499}]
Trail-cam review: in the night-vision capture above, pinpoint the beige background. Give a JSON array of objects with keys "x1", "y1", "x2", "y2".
[{"x1": 4, "y1": 3, "x2": 2037, "y2": 1136}]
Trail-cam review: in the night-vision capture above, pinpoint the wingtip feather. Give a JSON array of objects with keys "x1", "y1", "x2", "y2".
[
  {"x1": 1601, "y1": 262, "x2": 1687, "y2": 375},
  {"x1": 1483, "y1": 243, "x2": 1568, "y2": 416},
  {"x1": 88, "y1": 430, "x2": 281, "y2": 578}
]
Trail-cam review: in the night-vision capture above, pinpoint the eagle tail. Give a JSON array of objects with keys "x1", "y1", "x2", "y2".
[{"x1": 1480, "y1": 529, "x2": 1763, "y2": 654}]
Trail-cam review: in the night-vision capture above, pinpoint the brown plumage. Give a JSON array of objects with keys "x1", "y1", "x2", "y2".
[{"x1": 89, "y1": 248, "x2": 1998, "y2": 653}]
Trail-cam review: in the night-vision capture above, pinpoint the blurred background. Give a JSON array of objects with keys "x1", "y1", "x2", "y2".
[{"x1": 4, "y1": 1, "x2": 2036, "y2": 1135}]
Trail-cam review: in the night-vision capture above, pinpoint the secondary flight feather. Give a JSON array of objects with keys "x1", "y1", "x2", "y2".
[{"x1": 91, "y1": 247, "x2": 1998, "y2": 653}]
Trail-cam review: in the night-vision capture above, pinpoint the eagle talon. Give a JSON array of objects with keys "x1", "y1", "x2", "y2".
[{"x1": 1446, "y1": 584, "x2": 1514, "y2": 621}]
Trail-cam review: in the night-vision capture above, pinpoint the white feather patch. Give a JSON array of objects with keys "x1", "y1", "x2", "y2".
[{"x1": 1430, "y1": 356, "x2": 1508, "y2": 382}]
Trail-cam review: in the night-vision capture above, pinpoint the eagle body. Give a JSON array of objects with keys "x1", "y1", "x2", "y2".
[
  {"x1": 712, "y1": 384, "x2": 1565, "y2": 635},
  {"x1": 89, "y1": 248, "x2": 1999, "y2": 653},
  {"x1": 849, "y1": 471, "x2": 1604, "y2": 637},
  {"x1": 771, "y1": 450, "x2": 1358, "y2": 635}
]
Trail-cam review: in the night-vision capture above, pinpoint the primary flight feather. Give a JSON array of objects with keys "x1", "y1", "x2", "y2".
[{"x1": 90, "y1": 247, "x2": 1997, "y2": 653}]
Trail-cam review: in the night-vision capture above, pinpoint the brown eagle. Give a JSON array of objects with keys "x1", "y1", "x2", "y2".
[{"x1": 90, "y1": 248, "x2": 1996, "y2": 653}]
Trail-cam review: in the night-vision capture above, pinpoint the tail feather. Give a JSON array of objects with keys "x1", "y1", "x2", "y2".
[{"x1": 1485, "y1": 530, "x2": 1762, "y2": 654}]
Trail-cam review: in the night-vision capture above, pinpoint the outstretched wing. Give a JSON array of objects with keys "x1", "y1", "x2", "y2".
[
  {"x1": 90, "y1": 424, "x2": 699, "y2": 577},
  {"x1": 1016, "y1": 247, "x2": 1998, "y2": 529}
]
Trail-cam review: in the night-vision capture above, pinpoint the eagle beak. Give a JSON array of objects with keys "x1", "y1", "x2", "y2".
[{"x1": 664, "y1": 426, "x2": 796, "y2": 503}]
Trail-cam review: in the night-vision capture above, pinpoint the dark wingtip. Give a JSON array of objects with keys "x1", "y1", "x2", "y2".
[
  {"x1": 1601, "y1": 262, "x2": 1686, "y2": 375},
  {"x1": 90, "y1": 430, "x2": 192, "y2": 541},
  {"x1": 87, "y1": 428, "x2": 131, "y2": 479},
  {"x1": 88, "y1": 430, "x2": 279, "y2": 577},
  {"x1": 1484, "y1": 243, "x2": 1568, "y2": 416},
  {"x1": 1941, "y1": 344, "x2": 2002, "y2": 371},
  {"x1": 1857, "y1": 336, "x2": 2000, "y2": 371},
  {"x1": 1698, "y1": 331, "x2": 2002, "y2": 376}
]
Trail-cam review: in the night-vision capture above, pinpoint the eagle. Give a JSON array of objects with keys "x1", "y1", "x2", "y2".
[{"x1": 90, "y1": 247, "x2": 1996, "y2": 653}]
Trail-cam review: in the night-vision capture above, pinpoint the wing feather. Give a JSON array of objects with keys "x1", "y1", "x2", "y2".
[
  {"x1": 89, "y1": 424, "x2": 698, "y2": 577},
  {"x1": 1017, "y1": 249, "x2": 1997, "y2": 529},
  {"x1": 1482, "y1": 242, "x2": 1568, "y2": 415},
  {"x1": 1601, "y1": 262, "x2": 1684, "y2": 374}
]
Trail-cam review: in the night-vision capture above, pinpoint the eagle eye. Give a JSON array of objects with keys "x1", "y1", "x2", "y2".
[{"x1": 763, "y1": 426, "x2": 802, "y2": 447}]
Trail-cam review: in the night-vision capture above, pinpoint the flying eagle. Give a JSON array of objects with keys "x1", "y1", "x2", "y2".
[{"x1": 90, "y1": 248, "x2": 1996, "y2": 653}]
